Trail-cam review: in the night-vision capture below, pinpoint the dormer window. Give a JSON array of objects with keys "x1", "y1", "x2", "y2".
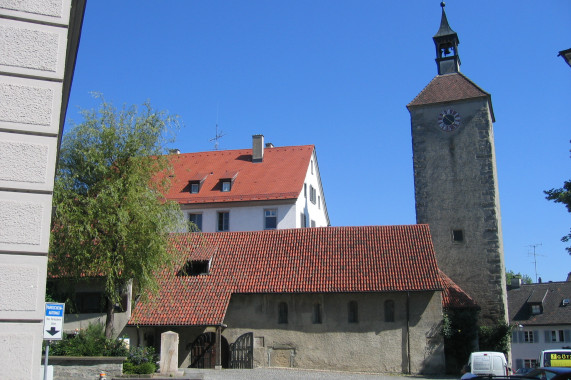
[
  {"x1": 177, "y1": 260, "x2": 210, "y2": 276},
  {"x1": 531, "y1": 304, "x2": 541, "y2": 315},
  {"x1": 186, "y1": 173, "x2": 207, "y2": 194},
  {"x1": 219, "y1": 171, "x2": 238, "y2": 192}
]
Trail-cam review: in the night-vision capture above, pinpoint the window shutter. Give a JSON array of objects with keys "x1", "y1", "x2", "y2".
[
  {"x1": 512, "y1": 331, "x2": 519, "y2": 343},
  {"x1": 544, "y1": 330, "x2": 551, "y2": 342},
  {"x1": 565, "y1": 330, "x2": 571, "y2": 342},
  {"x1": 518, "y1": 331, "x2": 525, "y2": 343},
  {"x1": 515, "y1": 359, "x2": 523, "y2": 370},
  {"x1": 533, "y1": 330, "x2": 539, "y2": 343}
]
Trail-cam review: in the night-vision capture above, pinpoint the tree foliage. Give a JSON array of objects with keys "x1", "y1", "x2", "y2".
[
  {"x1": 50, "y1": 97, "x2": 184, "y2": 337},
  {"x1": 544, "y1": 143, "x2": 571, "y2": 255},
  {"x1": 506, "y1": 270, "x2": 533, "y2": 285},
  {"x1": 442, "y1": 309, "x2": 479, "y2": 374},
  {"x1": 478, "y1": 321, "x2": 513, "y2": 355}
]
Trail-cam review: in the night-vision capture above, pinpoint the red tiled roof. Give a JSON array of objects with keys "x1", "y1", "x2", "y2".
[
  {"x1": 407, "y1": 73, "x2": 495, "y2": 122},
  {"x1": 439, "y1": 270, "x2": 479, "y2": 310},
  {"x1": 162, "y1": 145, "x2": 314, "y2": 204},
  {"x1": 128, "y1": 225, "x2": 443, "y2": 327}
]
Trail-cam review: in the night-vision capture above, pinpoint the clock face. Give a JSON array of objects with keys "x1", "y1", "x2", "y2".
[{"x1": 438, "y1": 109, "x2": 461, "y2": 132}]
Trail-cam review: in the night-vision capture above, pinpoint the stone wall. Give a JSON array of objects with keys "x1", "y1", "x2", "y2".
[
  {"x1": 223, "y1": 291, "x2": 443, "y2": 374},
  {"x1": 46, "y1": 356, "x2": 125, "y2": 380},
  {"x1": 0, "y1": 1, "x2": 85, "y2": 378}
]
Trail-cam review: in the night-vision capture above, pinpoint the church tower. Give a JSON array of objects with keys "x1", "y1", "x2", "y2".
[{"x1": 407, "y1": 3, "x2": 508, "y2": 324}]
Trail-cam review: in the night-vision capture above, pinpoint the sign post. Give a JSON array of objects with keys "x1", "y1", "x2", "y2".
[{"x1": 43, "y1": 302, "x2": 65, "y2": 380}]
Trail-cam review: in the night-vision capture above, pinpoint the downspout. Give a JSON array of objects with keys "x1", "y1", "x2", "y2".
[{"x1": 407, "y1": 291, "x2": 411, "y2": 374}]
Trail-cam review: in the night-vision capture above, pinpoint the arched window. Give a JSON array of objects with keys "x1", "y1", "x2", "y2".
[
  {"x1": 312, "y1": 303, "x2": 322, "y2": 324},
  {"x1": 278, "y1": 302, "x2": 288, "y2": 324},
  {"x1": 348, "y1": 301, "x2": 358, "y2": 323},
  {"x1": 384, "y1": 300, "x2": 395, "y2": 322}
]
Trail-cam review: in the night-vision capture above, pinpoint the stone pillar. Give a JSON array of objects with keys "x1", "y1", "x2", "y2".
[
  {"x1": 0, "y1": 1, "x2": 85, "y2": 379},
  {"x1": 159, "y1": 331, "x2": 183, "y2": 376},
  {"x1": 215, "y1": 326, "x2": 222, "y2": 370}
]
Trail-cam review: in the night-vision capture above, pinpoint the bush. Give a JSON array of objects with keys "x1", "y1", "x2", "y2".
[
  {"x1": 45, "y1": 323, "x2": 128, "y2": 357},
  {"x1": 123, "y1": 346, "x2": 157, "y2": 374}
]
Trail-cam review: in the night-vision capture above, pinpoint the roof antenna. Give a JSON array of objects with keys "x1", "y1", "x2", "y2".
[{"x1": 209, "y1": 105, "x2": 226, "y2": 150}]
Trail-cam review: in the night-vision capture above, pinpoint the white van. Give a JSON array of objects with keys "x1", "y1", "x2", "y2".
[
  {"x1": 539, "y1": 349, "x2": 571, "y2": 367},
  {"x1": 468, "y1": 351, "x2": 509, "y2": 376}
]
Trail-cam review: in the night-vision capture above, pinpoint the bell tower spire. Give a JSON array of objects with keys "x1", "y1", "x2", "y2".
[{"x1": 433, "y1": 2, "x2": 460, "y2": 75}]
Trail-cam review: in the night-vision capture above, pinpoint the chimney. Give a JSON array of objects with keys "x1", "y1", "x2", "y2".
[
  {"x1": 511, "y1": 278, "x2": 522, "y2": 288},
  {"x1": 567, "y1": 272, "x2": 571, "y2": 282},
  {"x1": 252, "y1": 135, "x2": 264, "y2": 163}
]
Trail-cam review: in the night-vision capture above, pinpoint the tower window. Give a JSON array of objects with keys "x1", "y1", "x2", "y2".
[{"x1": 452, "y1": 229, "x2": 464, "y2": 242}]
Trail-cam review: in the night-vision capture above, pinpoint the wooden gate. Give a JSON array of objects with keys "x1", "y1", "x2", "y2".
[
  {"x1": 229, "y1": 332, "x2": 253, "y2": 369},
  {"x1": 189, "y1": 332, "x2": 216, "y2": 368}
]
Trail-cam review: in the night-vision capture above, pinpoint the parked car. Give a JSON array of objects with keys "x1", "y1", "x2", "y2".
[
  {"x1": 468, "y1": 352, "x2": 510, "y2": 376},
  {"x1": 515, "y1": 368, "x2": 535, "y2": 376},
  {"x1": 519, "y1": 367, "x2": 571, "y2": 380}
]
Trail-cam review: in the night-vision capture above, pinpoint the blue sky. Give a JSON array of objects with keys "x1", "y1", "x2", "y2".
[{"x1": 67, "y1": 1, "x2": 570, "y2": 282}]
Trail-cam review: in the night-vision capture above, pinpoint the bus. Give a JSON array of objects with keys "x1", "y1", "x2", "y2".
[{"x1": 539, "y1": 349, "x2": 571, "y2": 367}]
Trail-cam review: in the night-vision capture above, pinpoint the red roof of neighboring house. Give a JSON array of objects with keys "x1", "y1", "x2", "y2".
[
  {"x1": 407, "y1": 72, "x2": 495, "y2": 122},
  {"x1": 162, "y1": 145, "x2": 314, "y2": 204},
  {"x1": 128, "y1": 225, "x2": 443, "y2": 326},
  {"x1": 439, "y1": 270, "x2": 479, "y2": 309}
]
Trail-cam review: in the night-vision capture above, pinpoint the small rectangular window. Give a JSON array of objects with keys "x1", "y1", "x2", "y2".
[
  {"x1": 312, "y1": 303, "x2": 322, "y2": 324},
  {"x1": 188, "y1": 213, "x2": 202, "y2": 231},
  {"x1": 217, "y1": 211, "x2": 229, "y2": 231},
  {"x1": 311, "y1": 159, "x2": 314, "y2": 174},
  {"x1": 452, "y1": 229, "x2": 464, "y2": 242},
  {"x1": 190, "y1": 183, "x2": 199, "y2": 194},
  {"x1": 524, "y1": 331, "x2": 535, "y2": 343},
  {"x1": 531, "y1": 305, "x2": 541, "y2": 315},
  {"x1": 300, "y1": 213, "x2": 307, "y2": 228},
  {"x1": 264, "y1": 209, "x2": 277, "y2": 230},
  {"x1": 348, "y1": 301, "x2": 358, "y2": 323},
  {"x1": 304, "y1": 183, "x2": 307, "y2": 198},
  {"x1": 524, "y1": 359, "x2": 537, "y2": 368},
  {"x1": 221, "y1": 181, "x2": 231, "y2": 192},
  {"x1": 278, "y1": 302, "x2": 288, "y2": 324}
]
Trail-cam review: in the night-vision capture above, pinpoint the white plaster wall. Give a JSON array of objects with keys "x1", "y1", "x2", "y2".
[
  {"x1": 295, "y1": 151, "x2": 329, "y2": 227},
  {"x1": 184, "y1": 203, "x2": 297, "y2": 232},
  {"x1": 0, "y1": 322, "x2": 44, "y2": 380},
  {"x1": 0, "y1": 131, "x2": 58, "y2": 191},
  {"x1": 0, "y1": 0, "x2": 72, "y2": 25},
  {"x1": 511, "y1": 325, "x2": 571, "y2": 370},
  {"x1": 0, "y1": 75, "x2": 63, "y2": 135}
]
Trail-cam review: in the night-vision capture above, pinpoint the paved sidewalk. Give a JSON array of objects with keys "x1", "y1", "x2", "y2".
[{"x1": 181, "y1": 368, "x2": 456, "y2": 380}]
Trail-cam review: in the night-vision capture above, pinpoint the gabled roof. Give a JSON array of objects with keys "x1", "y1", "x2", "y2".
[
  {"x1": 508, "y1": 281, "x2": 571, "y2": 325},
  {"x1": 407, "y1": 72, "x2": 495, "y2": 122},
  {"x1": 128, "y1": 225, "x2": 443, "y2": 326},
  {"x1": 439, "y1": 270, "x2": 479, "y2": 310},
  {"x1": 162, "y1": 145, "x2": 314, "y2": 204}
]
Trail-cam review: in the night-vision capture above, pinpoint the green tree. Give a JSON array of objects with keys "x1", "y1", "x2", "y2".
[
  {"x1": 506, "y1": 270, "x2": 533, "y2": 285},
  {"x1": 544, "y1": 143, "x2": 571, "y2": 255},
  {"x1": 50, "y1": 97, "x2": 184, "y2": 338}
]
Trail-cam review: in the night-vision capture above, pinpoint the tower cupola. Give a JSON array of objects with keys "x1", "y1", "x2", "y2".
[{"x1": 433, "y1": 2, "x2": 460, "y2": 75}]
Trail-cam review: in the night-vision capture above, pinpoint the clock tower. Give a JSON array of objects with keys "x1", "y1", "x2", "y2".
[{"x1": 407, "y1": 3, "x2": 508, "y2": 324}]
